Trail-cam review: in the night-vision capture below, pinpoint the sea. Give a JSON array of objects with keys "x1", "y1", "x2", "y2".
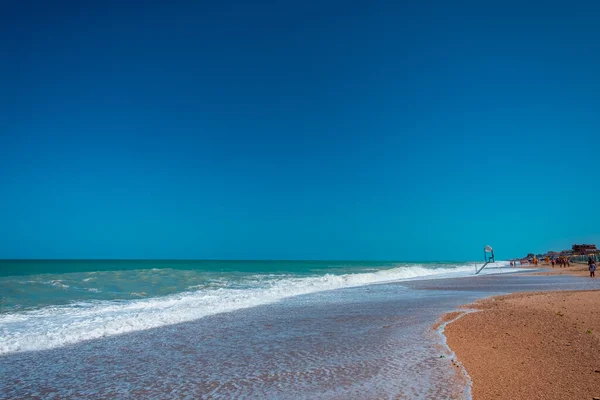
[{"x1": 2, "y1": 260, "x2": 598, "y2": 399}]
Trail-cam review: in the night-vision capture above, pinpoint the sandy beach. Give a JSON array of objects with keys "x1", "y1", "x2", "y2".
[
  {"x1": 443, "y1": 290, "x2": 600, "y2": 400},
  {"x1": 523, "y1": 262, "x2": 594, "y2": 278}
]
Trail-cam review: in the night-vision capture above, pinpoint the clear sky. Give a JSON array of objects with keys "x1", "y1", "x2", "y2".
[{"x1": 1, "y1": 0, "x2": 599, "y2": 260}]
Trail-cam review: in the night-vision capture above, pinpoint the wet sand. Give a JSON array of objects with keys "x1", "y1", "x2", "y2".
[{"x1": 443, "y1": 290, "x2": 600, "y2": 400}]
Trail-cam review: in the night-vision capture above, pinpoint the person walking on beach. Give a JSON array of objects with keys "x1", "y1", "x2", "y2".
[{"x1": 588, "y1": 257, "x2": 596, "y2": 278}]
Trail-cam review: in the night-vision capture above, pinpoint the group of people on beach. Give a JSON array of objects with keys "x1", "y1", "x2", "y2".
[
  {"x1": 551, "y1": 257, "x2": 570, "y2": 268},
  {"x1": 510, "y1": 256, "x2": 596, "y2": 277}
]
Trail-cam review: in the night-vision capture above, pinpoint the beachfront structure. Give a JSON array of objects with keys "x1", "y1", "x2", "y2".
[
  {"x1": 534, "y1": 245, "x2": 597, "y2": 260},
  {"x1": 476, "y1": 245, "x2": 494, "y2": 274},
  {"x1": 572, "y1": 244, "x2": 597, "y2": 255}
]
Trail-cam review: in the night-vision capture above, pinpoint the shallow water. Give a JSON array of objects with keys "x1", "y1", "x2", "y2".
[
  {"x1": 0, "y1": 260, "x2": 516, "y2": 354},
  {"x1": 2, "y1": 272, "x2": 598, "y2": 399}
]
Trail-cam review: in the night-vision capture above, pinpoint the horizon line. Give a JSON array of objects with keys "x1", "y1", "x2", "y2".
[{"x1": 0, "y1": 258, "x2": 480, "y2": 263}]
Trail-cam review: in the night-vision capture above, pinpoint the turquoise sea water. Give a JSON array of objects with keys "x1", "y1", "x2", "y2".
[
  {"x1": 0, "y1": 259, "x2": 474, "y2": 311},
  {"x1": 0, "y1": 259, "x2": 473, "y2": 278},
  {"x1": 6, "y1": 260, "x2": 592, "y2": 399},
  {"x1": 0, "y1": 259, "x2": 505, "y2": 356}
]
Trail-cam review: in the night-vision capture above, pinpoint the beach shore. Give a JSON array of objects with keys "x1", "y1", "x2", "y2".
[
  {"x1": 522, "y1": 262, "x2": 593, "y2": 278},
  {"x1": 442, "y1": 290, "x2": 600, "y2": 400}
]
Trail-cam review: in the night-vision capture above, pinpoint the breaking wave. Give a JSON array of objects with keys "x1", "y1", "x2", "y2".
[{"x1": 0, "y1": 261, "x2": 512, "y2": 354}]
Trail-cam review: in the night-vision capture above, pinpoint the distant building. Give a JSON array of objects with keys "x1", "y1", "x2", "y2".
[{"x1": 572, "y1": 244, "x2": 598, "y2": 255}]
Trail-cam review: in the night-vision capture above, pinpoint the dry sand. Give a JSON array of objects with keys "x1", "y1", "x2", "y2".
[
  {"x1": 442, "y1": 290, "x2": 600, "y2": 400},
  {"x1": 522, "y1": 262, "x2": 593, "y2": 278}
]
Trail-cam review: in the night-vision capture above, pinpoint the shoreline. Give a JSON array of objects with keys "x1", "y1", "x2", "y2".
[
  {"x1": 5, "y1": 264, "x2": 600, "y2": 398},
  {"x1": 439, "y1": 288, "x2": 600, "y2": 399}
]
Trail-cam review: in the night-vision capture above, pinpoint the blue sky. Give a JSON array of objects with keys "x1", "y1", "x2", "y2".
[{"x1": 1, "y1": 0, "x2": 599, "y2": 260}]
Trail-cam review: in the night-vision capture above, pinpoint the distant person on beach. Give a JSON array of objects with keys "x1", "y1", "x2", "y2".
[
  {"x1": 551, "y1": 259, "x2": 555, "y2": 267},
  {"x1": 588, "y1": 257, "x2": 595, "y2": 278}
]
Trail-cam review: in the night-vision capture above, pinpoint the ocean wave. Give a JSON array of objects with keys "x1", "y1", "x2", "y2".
[
  {"x1": 0, "y1": 261, "x2": 513, "y2": 355},
  {"x1": 49, "y1": 280, "x2": 70, "y2": 289},
  {"x1": 14, "y1": 279, "x2": 71, "y2": 289}
]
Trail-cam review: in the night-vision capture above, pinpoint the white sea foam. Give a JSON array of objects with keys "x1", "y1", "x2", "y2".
[
  {"x1": 0, "y1": 261, "x2": 515, "y2": 355},
  {"x1": 49, "y1": 280, "x2": 70, "y2": 289}
]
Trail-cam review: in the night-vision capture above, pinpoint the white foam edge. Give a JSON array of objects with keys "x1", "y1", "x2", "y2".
[{"x1": 0, "y1": 261, "x2": 515, "y2": 354}]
